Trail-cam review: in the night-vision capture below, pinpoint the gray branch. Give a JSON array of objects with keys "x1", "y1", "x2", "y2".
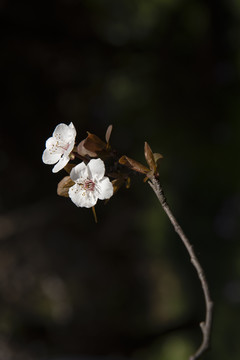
[{"x1": 148, "y1": 177, "x2": 213, "y2": 360}]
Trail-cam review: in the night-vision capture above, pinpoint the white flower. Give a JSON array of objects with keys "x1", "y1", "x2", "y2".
[
  {"x1": 42, "y1": 122, "x2": 76, "y2": 173},
  {"x1": 69, "y1": 158, "x2": 113, "y2": 208}
]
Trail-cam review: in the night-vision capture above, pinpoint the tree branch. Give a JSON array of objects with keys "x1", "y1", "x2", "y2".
[{"x1": 148, "y1": 176, "x2": 213, "y2": 360}]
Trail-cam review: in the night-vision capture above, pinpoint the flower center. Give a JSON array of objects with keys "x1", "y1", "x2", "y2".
[
  {"x1": 83, "y1": 179, "x2": 95, "y2": 192},
  {"x1": 49, "y1": 140, "x2": 70, "y2": 154},
  {"x1": 60, "y1": 143, "x2": 70, "y2": 151}
]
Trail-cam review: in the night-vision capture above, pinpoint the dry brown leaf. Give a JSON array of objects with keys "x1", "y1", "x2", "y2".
[
  {"x1": 153, "y1": 153, "x2": 163, "y2": 163},
  {"x1": 144, "y1": 142, "x2": 156, "y2": 173},
  {"x1": 85, "y1": 132, "x2": 106, "y2": 152},
  {"x1": 119, "y1": 155, "x2": 150, "y2": 174},
  {"x1": 77, "y1": 139, "x2": 97, "y2": 157},
  {"x1": 57, "y1": 176, "x2": 75, "y2": 197}
]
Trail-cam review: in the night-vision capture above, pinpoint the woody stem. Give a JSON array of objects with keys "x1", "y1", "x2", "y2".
[{"x1": 148, "y1": 176, "x2": 213, "y2": 360}]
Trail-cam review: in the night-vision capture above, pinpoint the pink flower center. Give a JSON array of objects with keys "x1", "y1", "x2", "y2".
[
  {"x1": 84, "y1": 179, "x2": 95, "y2": 192},
  {"x1": 60, "y1": 143, "x2": 70, "y2": 151}
]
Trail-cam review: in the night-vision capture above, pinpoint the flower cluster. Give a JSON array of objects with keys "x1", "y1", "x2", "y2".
[
  {"x1": 42, "y1": 122, "x2": 114, "y2": 210},
  {"x1": 42, "y1": 122, "x2": 162, "y2": 217}
]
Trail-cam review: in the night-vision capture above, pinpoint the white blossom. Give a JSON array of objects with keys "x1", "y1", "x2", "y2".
[
  {"x1": 42, "y1": 122, "x2": 76, "y2": 173},
  {"x1": 69, "y1": 158, "x2": 113, "y2": 208}
]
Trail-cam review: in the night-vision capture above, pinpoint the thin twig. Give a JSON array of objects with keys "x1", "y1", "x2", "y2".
[
  {"x1": 92, "y1": 206, "x2": 98, "y2": 223},
  {"x1": 148, "y1": 176, "x2": 213, "y2": 360}
]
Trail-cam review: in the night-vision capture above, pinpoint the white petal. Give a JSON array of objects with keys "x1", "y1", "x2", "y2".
[
  {"x1": 70, "y1": 162, "x2": 88, "y2": 182},
  {"x1": 69, "y1": 122, "x2": 75, "y2": 131},
  {"x1": 53, "y1": 123, "x2": 76, "y2": 143},
  {"x1": 69, "y1": 184, "x2": 98, "y2": 208},
  {"x1": 53, "y1": 123, "x2": 69, "y2": 138},
  {"x1": 45, "y1": 137, "x2": 62, "y2": 154},
  {"x1": 67, "y1": 123, "x2": 77, "y2": 141},
  {"x1": 42, "y1": 149, "x2": 61, "y2": 164},
  {"x1": 65, "y1": 138, "x2": 75, "y2": 157},
  {"x1": 88, "y1": 158, "x2": 105, "y2": 181},
  {"x1": 52, "y1": 156, "x2": 69, "y2": 173},
  {"x1": 97, "y1": 177, "x2": 113, "y2": 200}
]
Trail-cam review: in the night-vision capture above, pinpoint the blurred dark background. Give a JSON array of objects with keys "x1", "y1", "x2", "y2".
[{"x1": 0, "y1": 0, "x2": 240, "y2": 359}]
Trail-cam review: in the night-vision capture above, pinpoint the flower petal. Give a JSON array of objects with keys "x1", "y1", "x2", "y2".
[
  {"x1": 52, "y1": 156, "x2": 69, "y2": 173},
  {"x1": 42, "y1": 149, "x2": 61, "y2": 164},
  {"x1": 70, "y1": 162, "x2": 88, "y2": 182},
  {"x1": 65, "y1": 140, "x2": 75, "y2": 157},
  {"x1": 53, "y1": 123, "x2": 76, "y2": 143},
  {"x1": 69, "y1": 184, "x2": 98, "y2": 208},
  {"x1": 45, "y1": 137, "x2": 62, "y2": 154},
  {"x1": 97, "y1": 177, "x2": 113, "y2": 200},
  {"x1": 88, "y1": 158, "x2": 105, "y2": 181}
]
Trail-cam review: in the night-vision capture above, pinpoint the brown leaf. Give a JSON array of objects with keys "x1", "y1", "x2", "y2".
[
  {"x1": 77, "y1": 139, "x2": 97, "y2": 157},
  {"x1": 144, "y1": 142, "x2": 156, "y2": 173},
  {"x1": 57, "y1": 176, "x2": 75, "y2": 197},
  {"x1": 119, "y1": 155, "x2": 150, "y2": 174},
  {"x1": 105, "y1": 124, "x2": 113, "y2": 143},
  {"x1": 153, "y1": 153, "x2": 163, "y2": 163},
  {"x1": 84, "y1": 132, "x2": 106, "y2": 152}
]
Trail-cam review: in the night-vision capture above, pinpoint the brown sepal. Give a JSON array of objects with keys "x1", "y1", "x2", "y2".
[
  {"x1": 105, "y1": 176, "x2": 129, "y2": 203},
  {"x1": 57, "y1": 176, "x2": 75, "y2": 197},
  {"x1": 64, "y1": 163, "x2": 77, "y2": 174},
  {"x1": 112, "y1": 178, "x2": 125, "y2": 194}
]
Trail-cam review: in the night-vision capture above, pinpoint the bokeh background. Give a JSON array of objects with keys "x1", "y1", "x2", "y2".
[{"x1": 0, "y1": 0, "x2": 240, "y2": 359}]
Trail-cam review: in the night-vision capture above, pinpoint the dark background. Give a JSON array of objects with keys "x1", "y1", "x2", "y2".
[{"x1": 0, "y1": 0, "x2": 240, "y2": 359}]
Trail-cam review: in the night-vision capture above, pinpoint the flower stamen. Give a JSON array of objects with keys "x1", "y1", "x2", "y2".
[
  {"x1": 68, "y1": 159, "x2": 113, "y2": 208},
  {"x1": 59, "y1": 143, "x2": 70, "y2": 151},
  {"x1": 84, "y1": 179, "x2": 95, "y2": 192}
]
